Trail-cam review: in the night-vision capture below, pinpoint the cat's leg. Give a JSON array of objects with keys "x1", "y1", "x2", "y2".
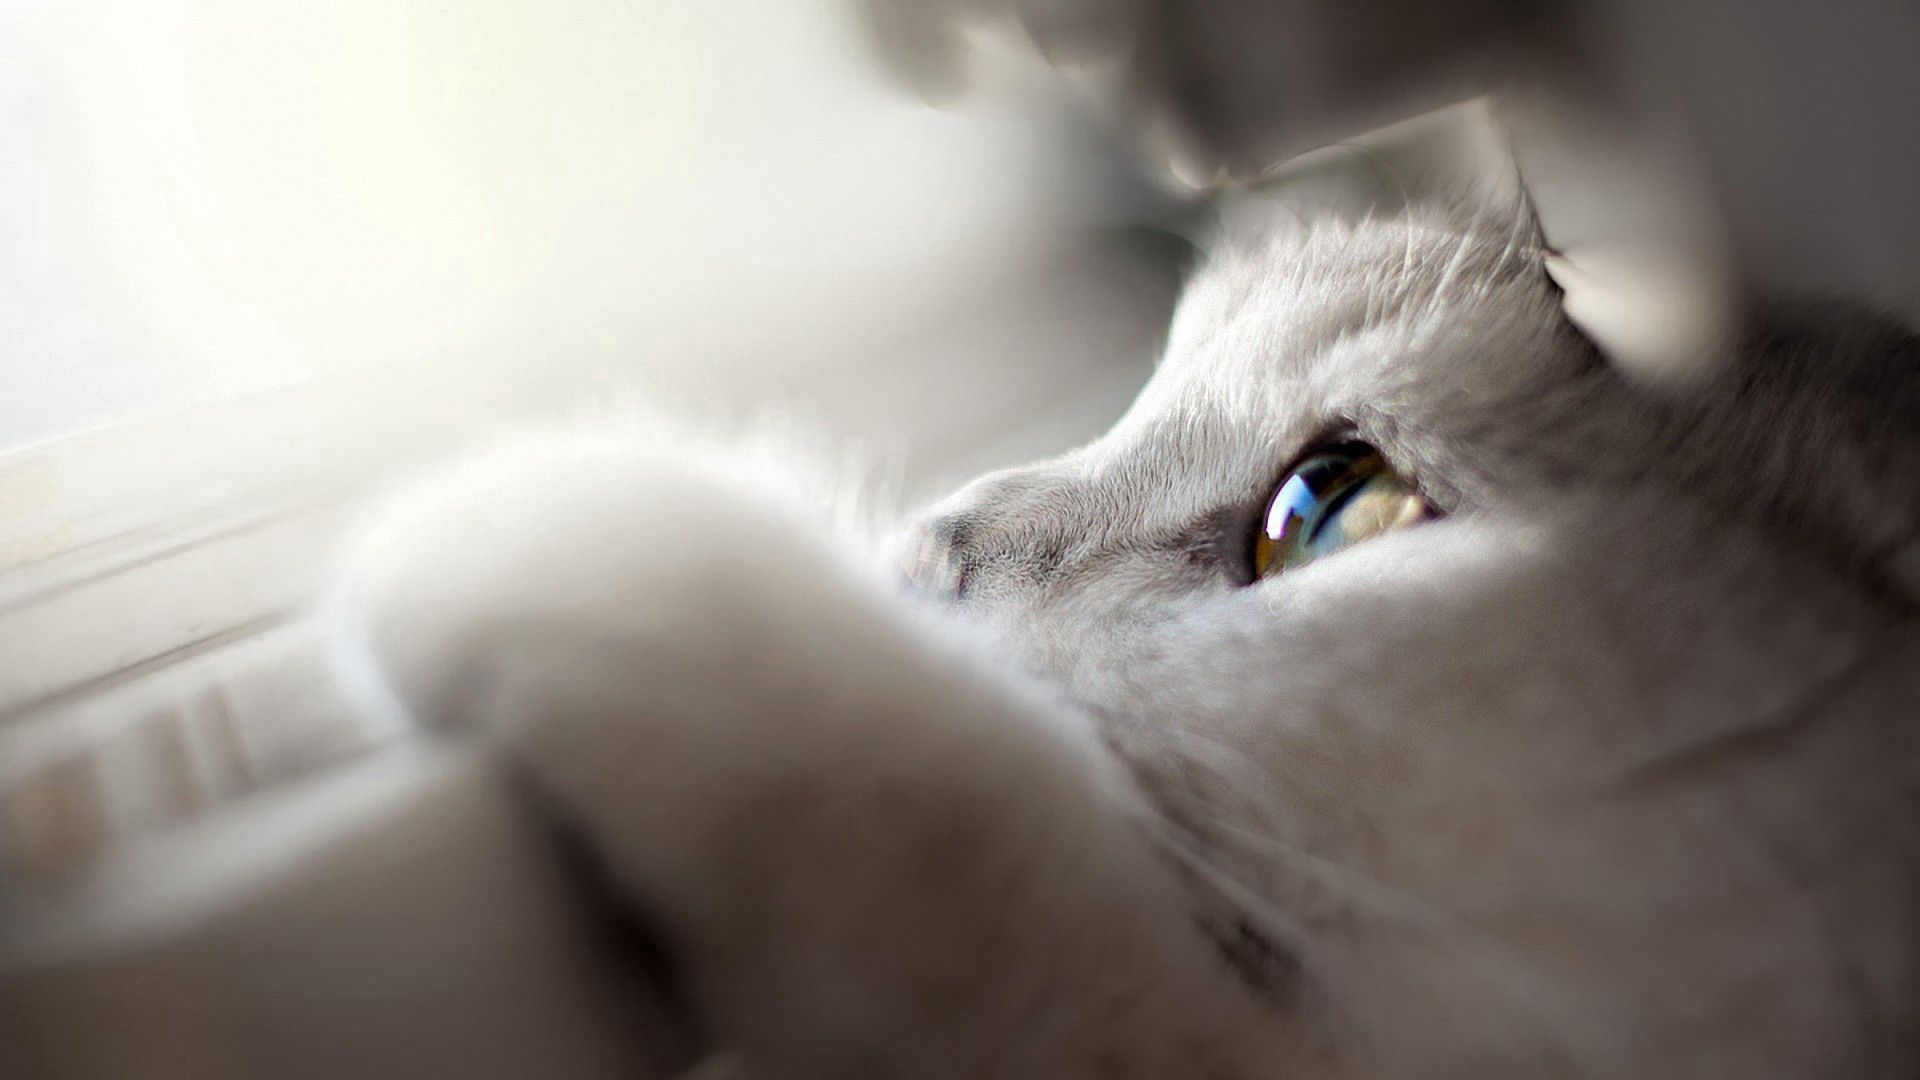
[{"x1": 327, "y1": 432, "x2": 1287, "y2": 1080}]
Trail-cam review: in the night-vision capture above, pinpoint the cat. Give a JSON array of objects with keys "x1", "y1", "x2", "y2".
[{"x1": 327, "y1": 154, "x2": 1920, "y2": 1077}]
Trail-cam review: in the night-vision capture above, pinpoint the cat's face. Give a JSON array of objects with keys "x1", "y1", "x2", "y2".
[
  {"x1": 332, "y1": 174, "x2": 1920, "y2": 1077},
  {"x1": 907, "y1": 197, "x2": 1920, "y2": 1075}
]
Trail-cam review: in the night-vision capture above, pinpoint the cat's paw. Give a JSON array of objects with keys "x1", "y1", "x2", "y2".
[
  {"x1": 327, "y1": 427, "x2": 844, "y2": 733},
  {"x1": 324, "y1": 428, "x2": 1280, "y2": 1078}
]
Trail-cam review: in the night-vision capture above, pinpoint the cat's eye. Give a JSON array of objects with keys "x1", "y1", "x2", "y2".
[{"x1": 1251, "y1": 441, "x2": 1433, "y2": 578}]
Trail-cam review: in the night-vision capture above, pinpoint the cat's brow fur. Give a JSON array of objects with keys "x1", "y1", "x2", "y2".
[{"x1": 330, "y1": 190, "x2": 1920, "y2": 1078}]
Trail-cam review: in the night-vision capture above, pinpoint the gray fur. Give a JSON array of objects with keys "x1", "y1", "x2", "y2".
[{"x1": 329, "y1": 191, "x2": 1920, "y2": 1077}]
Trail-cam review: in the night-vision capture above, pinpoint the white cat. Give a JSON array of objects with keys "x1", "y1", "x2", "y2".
[{"x1": 329, "y1": 172, "x2": 1920, "y2": 1077}]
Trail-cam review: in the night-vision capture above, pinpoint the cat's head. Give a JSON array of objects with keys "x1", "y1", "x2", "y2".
[{"x1": 904, "y1": 139, "x2": 1920, "y2": 1075}]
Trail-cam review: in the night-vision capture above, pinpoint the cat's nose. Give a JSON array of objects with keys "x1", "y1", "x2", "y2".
[
  {"x1": 899, "y1": 462, "x2": 1074, "y2": 602},
  {"x1": 894, "y1": 514, "x2": 972, "y2": 601}
]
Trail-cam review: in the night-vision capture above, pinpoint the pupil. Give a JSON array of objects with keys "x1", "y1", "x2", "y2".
[{"x1": 1306, "y1": 473, "x2": 1374, "y2": 544}]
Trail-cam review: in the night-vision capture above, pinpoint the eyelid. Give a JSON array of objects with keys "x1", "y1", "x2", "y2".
[{"x1": 1262, "y1": 422, "x2": 1362, "y2": 501}]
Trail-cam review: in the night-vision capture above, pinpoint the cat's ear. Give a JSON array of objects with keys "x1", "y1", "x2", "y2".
[{"x1": 1231, "y1": 99, "x2": 1741, "y2": 385}]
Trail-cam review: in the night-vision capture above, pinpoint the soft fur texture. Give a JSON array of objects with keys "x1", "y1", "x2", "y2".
[{"x1": 329, "y1": 183, "x2": 1920, "y2": 1077}]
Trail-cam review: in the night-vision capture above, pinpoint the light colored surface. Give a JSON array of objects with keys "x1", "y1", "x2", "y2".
[
  {"x1": 3, "y1": 748, "x2": 684, "y2": 1080},
  {"x1": 0, "y1": 232, "x2": 1171, "y2": 888},
  {"x1": 0, "y1": 0, "x2": 1125, "y2": 447}
]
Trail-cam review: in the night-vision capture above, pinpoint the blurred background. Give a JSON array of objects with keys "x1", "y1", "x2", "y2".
[
  {"x1": 4, "y1": 1, "x2": 1920, "y2": 1075},
  {"x1": 0, "y1": 0, "x2": 1185, "y2": 475},
  {"x1": 9, "y1": 0, "x2": 1920, "y2": 454}
]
